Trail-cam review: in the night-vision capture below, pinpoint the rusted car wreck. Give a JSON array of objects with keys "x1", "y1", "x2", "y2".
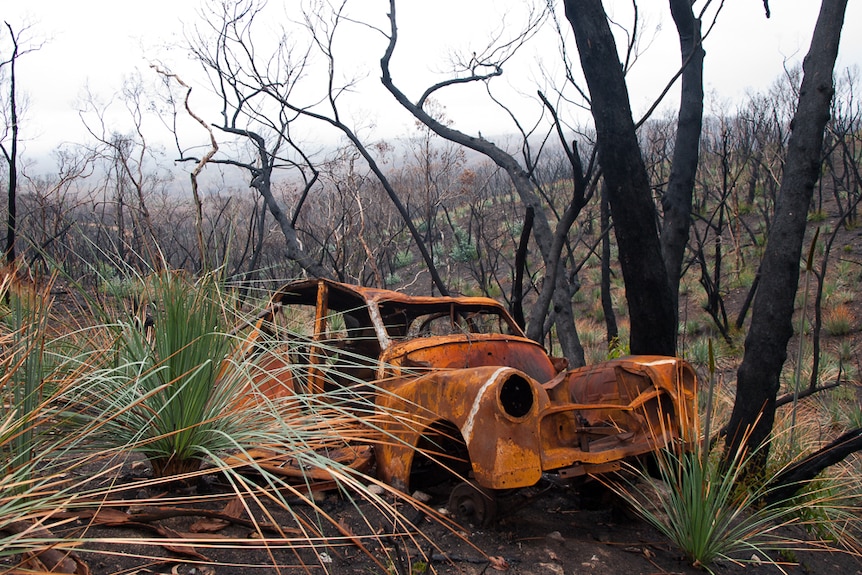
[{"x1": 250, "y1": 278, "x2": 696, "y2": 522}]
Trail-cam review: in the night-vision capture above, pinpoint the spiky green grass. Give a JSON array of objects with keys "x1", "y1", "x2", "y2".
[
  {"x1": 0, "y1": 269, "x2": 476, "y2": 573},
  {"x1": 0, "y1": 273, "x2": 140, "y2": 570},
  {"x1": 604, "y1": 430, "x2": 859, "y2": 573}
]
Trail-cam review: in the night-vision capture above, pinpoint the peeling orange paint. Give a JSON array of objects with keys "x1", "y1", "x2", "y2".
[{"x1": 247, "y1": 278, "x2": 697, "y2": 500}]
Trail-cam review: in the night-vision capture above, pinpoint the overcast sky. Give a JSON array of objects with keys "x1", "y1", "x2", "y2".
[{"x1": 4, "y1": 1, "x2": 861, "y2": 166}]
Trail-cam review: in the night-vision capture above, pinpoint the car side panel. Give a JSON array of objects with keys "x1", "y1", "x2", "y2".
[{"x1": 375, "y1": 366, "x2": 546, "y2": 491}]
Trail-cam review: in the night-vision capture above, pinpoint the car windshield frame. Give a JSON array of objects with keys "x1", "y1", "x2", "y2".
[{"x1": 268, "y1": 278, "x2": 528, "y2": 355}]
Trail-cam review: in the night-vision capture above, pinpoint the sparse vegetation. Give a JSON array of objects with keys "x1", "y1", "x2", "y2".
[
  {"x1": 0, "y1": 269, "x2": 479, "y2": 572},
  {"x1": 2, "y1": 1, "x2": 861, "y2": 572},
  {"x1": 608, "y1": 384, "x2": 862, "y2": 573},
  {"x1": 448, "y1": 228, "x2": 479, "y2": 263},
  {"x1": 393, "y1": 250, "x2": 413, "y2": 269},
  {"x1": 604, "y1": 420, "x2": 860, "y2": 574},
  {"x1": 825, "y1": 304, "x2": 855, "y2": 336},
  {"x1": 67, "y1": 271, "x2": 267, "y2": 477}
]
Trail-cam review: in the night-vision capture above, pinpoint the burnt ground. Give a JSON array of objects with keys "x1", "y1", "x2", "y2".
[
  {"x1": 7, "y1": 451, "x2": 860, "y2": 575},
  {"x1": 6, "y1": 204, "x2": 862, "y2": 575}
]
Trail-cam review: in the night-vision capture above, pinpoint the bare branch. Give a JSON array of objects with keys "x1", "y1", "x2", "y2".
[{"x1": 151, "y1": 65, "x2": 216, "y2": 271}]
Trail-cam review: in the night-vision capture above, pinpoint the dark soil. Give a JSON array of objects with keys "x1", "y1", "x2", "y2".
[{"x1": 6, "y1": 452, "x2": 860, "y2": 575}]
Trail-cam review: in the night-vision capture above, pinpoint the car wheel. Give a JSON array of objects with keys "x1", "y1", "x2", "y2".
[{"x1": 447, "y1": 481, "x2": 497, "y2": 526}]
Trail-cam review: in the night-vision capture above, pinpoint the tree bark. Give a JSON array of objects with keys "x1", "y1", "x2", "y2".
[
  {"x1": 661, "y1": 0, "x2": 705, "y2": 319},
  {"x1": 511, "y1": 206, "x2": 534, "y2": 330},
  {"x1": 724, "y1": 0, "x2": 848, "y2": 468},
  {"x1": 564, "y1": 0, "x2": 677, "y2": 357},
  {"x1": 3, "y1": 23, "x2": 20, "y2": 265},
  {"x1": 600, "y1": 182, "x2": 618, "y2": 345}
]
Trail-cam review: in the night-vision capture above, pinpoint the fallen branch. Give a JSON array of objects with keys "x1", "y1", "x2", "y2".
[
  {"x1": 71, "y1": 505, "x2": 298, "y2": 535},
  {"x1": 712, "y1": 376, "x2": 842, "y2": 447},
  {"x1": 774, "y1": 380, "x2": 841, "y2": 409},
  {"x1": 764, "y1": 427, "x2": 862, "y2": 505},
  {"x1": 2, "y1": 520, "x2": 87, "y2": 574}
]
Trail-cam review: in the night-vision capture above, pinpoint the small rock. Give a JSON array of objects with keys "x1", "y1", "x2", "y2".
[
  {"x1": 546, "y1": 530, "x2": 565, "y2": 543},
  {"x1": 411, "y1": 490, "x2": 432, "y2": 503},
  {"x1": 367, "y1": 484, "x2": 385, "y2": 495}
]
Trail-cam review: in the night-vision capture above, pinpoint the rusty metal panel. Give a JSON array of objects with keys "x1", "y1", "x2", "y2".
[
  {"x1": 376, "y1": 367, "x2": 546, "y2": 490},
  {"x1": 249, "y1": 278, "x2": 698, "y2": 496}
]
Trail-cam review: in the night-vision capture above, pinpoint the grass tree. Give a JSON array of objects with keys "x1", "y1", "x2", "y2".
[
  {"x1": 0, "y1": 273, "x2": 127, "y2": 572},
  {"x1": 47, "y1": 269, "x2": 471, "y2": 572},
  {"x1": 603, "y1": 425, "x2": 858, "y2": 573},
  {"x1": 1, "y1": 274, "x2": 51, "y2": 481},
  {"x1": 64, "y1": 270, "x2": 283, "y2": 477}
]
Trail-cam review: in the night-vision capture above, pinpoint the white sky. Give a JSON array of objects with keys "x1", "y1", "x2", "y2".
[{"x1": 4, "y1": 1, "x2": 861, "y2": 167}]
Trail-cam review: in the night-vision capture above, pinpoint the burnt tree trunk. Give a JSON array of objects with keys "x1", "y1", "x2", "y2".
[
  {"x1": 564, "y1": 0, "x2": 677, "y2": 357},
  {"x1": 600, "y1": 182, "x2": 618, "y2": 345},
  {"x1": 724, "y1": 0, "x2": 848, "y2": 468},
  {"x1": 511, "y1": 206, "x2": 534, "y2": 330},
  {"x1": 3, "y1": 23, "x2": 20, "y2": 265},
  {"x1": 216, "y1": 126, "x2": 332, "y2": 280},
  {"x1": 661, "y1": 0, "x2": 705, "y2": 319}
]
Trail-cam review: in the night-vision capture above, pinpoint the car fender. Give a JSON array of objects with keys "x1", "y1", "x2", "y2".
[{"x1": 375, "y1": 365, "x2": 549, "y2": 491}]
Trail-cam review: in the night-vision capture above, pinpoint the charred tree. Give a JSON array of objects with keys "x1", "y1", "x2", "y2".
[
  {"x1": 563, "y1": 0, "x2": 677, "y2": 356},
  {"x1": 2, "y1": 23, "x2": 21, "y2": 265},
  {"x1": 724, "y1": 0, "x2": 848, "y2": 468},
  {"x1": 382, "y1": 0, "x2": 587, "y2": 365},
  {"x1": 661, "y1": 0, "x2": 705, "y2": 319}
]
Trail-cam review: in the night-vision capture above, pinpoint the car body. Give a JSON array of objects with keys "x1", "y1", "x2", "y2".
[{"x1": 250, "y1": 278, "x2": 697, "y2": 497}]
